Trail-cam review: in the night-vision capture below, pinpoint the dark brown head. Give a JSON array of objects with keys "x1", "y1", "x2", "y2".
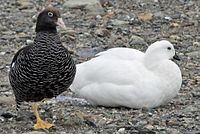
[{"x1": 35, "y1": 7, "x2": 66, "y2": 33}]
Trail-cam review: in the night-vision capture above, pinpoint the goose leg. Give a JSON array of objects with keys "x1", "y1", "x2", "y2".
[{"x1": 32, "y1": 103, "x2": 55, "y2": 129}]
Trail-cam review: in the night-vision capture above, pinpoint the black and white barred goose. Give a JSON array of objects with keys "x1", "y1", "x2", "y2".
[{"x1": 9, "y1": 7, "x2": 76, "y2": 129}]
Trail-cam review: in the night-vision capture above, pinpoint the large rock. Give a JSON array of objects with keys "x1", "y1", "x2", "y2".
[
  {"x1": 64, "y1": 0, "x2": 104, "y2": 15},
  {"x1": 22, "y1": 131, "x2": 46, "y2": 134},
  {"x1": 0, "y1": 96, "x2": 15, "y2": 105},
  {"x1": 16, "y1": 0, "x2": 34, "y2": 10},
  {"x1": 129, "y1": 35, "x2": 147, "y2": 46},
  {"x1": 110, "y1": 19, "x2": 129, "y2": 26},
  {"x1": 186, "y1": 50, "x2": 200, "y2": 57}
]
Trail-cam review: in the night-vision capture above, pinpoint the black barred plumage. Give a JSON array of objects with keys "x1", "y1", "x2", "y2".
[{"x1": 9, "y1": 7, "x2": 76, "y2": 111}]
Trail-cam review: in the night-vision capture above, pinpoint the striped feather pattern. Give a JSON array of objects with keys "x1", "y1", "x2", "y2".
[{"x1": 9, "y1": 31, "x2": 76, "y2": 108}]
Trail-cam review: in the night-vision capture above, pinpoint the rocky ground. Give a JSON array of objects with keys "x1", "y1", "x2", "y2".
[{"x1": 0, "y1": 0, "x2": 200, "y2": 133}]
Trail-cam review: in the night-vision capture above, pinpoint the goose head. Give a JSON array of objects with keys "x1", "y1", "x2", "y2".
[
  {"x1": 144, "y1": 40, "x2": 179, "y2": 68},
  {"x1": 35, "y1": 7, "x2": 66, "y2": 33}
]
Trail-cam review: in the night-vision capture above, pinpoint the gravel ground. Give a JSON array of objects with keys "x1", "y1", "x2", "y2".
[{"x1": 0, "y1": 0, "x2": 200, "y2": 133}]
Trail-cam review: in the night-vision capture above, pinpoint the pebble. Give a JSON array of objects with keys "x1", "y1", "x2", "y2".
[
  {"x1": 135, "y1": 120, "x2": 148, "y2": 128},
  {"x1": 85, "y1": 130, "x2": 94, "y2": 134},
  {"x1": 96, "y1": 15, "x2": 102, "y2": 20},
  {"x1": 191, "y1": 91, "x2": 200, "y2": 97},
  {"x1": 184, "y1": 35, "x2": 193, "y2": 40},
  {"x1": 60, "y1": 132, "x2": 67, "y2": 134},
  {"x1": 180, "y1": 13, "x2": 187, "y2": 19},
  {"x1": 1, "y1": 112, "x2": 14, "y2": 119},
  {"x1": 153, "y1": 11, "x2": 164, "y2": 19},
  {"x1": 17, "y1": 32, "x2": 30, "y2": 38},
  {"x1": 95, "y1": 28, "x2": 110, "y2": 37},
  {"x1": 110, "y1": 19, "x2": 129, "y2": 26},
  {"x1": 0, "y1": 25, "x2": 7, "y2": 31},
  {"x1": 138, "y1": 12, "x2": 153, "y2": 22},
  {"x1": 99, "y1": 0, "x2": 113, "y2": 7},
  {"x1": 0, "y1": 116, "x2": 5, "y2": 122},
  {"x1": 166, "y1": 129, "x2": 180, "y2": 133},
  {"x1": 125, "y1": 15, "x2": 131, "y2": 20},
  {"x1": 32, "y1": 14, "x2": 37, "y2": 23},
  {"x1": 106, "y1": 25, "x2": 113, "y2": 30},
  {"x1": 187, "y1": 1, "x2": 195, "y2": 6},
  {"x1": 155, "y1": 125, "x2": 166, "y2": 131},
  {"x1": 181, "y1": 105, "x2": 199, "y2": 113},
  {"x1": 164, "y1": 16, "x2": 172, "y2": 21},
  {"x1": 193, "y1": 41, "x2": 200, "y2": 46},
  {"x1": 185, "y1": 131, "x2": 200, "y2": 134},
  {"x1": 0, "y1": 65, "x2": 5, "y2": 70},
  {"x1": 144, "y1": 124, "x2": 154, "y2": 130},
  {"x1": 169, "y1": 35, "x2": 181, "y2": 41},
  {"x1": 0, "y1": 52, "x2": 6, "y2": 55},
  {"x1": 1, "y1": 35, "x2": 15, "y2": 40},
  {"x1": 117, "y1": 128, "x2": 125, "y2": 134},
  {"x1": 26, "y1": 39, "x2": 34, "y2": 45}
]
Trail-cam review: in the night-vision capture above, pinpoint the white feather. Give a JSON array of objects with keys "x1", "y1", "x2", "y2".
[
  {"x1": 11, "y1": 62, "x2": 15, "y2": 68},
  {"x1": 96, "y1": 47, "x2": 144, "y2": 61},
  {"x1": 70, "y1": 40, "x2": 182, "y2": 108}
]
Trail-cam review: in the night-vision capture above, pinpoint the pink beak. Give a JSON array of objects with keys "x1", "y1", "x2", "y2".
[{"x1": 56, "y1": 18, "x2": 66, "y2": 29}]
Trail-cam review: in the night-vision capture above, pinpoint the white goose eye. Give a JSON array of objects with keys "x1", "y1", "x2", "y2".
[
  {"x1": 48, "y1": 12, "x2": 53, "y2": 17},
  {"x1": 167, "y1": 47, "x2": 171, "y2": 50}
]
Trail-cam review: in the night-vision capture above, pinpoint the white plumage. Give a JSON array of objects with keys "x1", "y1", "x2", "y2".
[{"x1": 70, "y1": 40, "x2": 182, "y2": 108}]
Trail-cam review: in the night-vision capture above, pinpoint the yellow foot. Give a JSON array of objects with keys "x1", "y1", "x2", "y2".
[
  {"x1": 34, "y1": 118, "x2": 55, "y2": 129},
  {"x1": 32, "y1": 103, "x2": 55, "y2": 130}
]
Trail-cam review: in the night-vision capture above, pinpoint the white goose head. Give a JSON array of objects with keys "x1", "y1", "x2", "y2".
[{"x1": 144, "y1": 40, "x2": 180, "y2": 68}]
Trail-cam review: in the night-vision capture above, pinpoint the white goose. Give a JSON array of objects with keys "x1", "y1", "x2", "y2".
[{"x1": 70, "y1": 40, "x2": 182, "y2": 108}]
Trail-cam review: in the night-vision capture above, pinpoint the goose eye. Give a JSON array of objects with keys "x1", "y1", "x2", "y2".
[
  {"x1": 48, "y1": 12, "x2": 53, "y2": 17},
  {"x1": 167, "y1": 47, "x2": 171, "y2": 50}
]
